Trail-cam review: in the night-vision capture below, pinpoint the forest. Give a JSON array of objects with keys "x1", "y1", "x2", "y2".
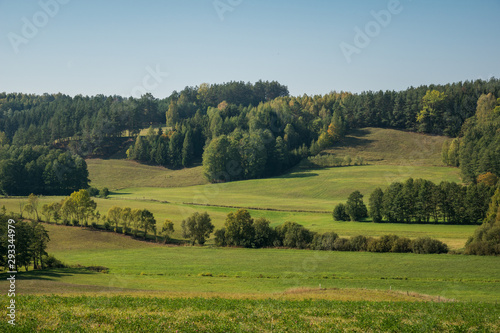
[{"x1": 1, "y1": 79, "x2": 500, "y2": 185}]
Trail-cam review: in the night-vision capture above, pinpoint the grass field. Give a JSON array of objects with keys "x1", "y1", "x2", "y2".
[
  {"x1": 86, "y1": 159, "x2": 207, "y2": 190},
  {"x1": 325, "y1": 127, "x2": 449, "y2": 166},
  {"x1": 111, "y1": 165, "x2": 460, "y2": 212},
  {"x1": 1, "y1": 225, "x2": 498, "y2": 303},
  {"x1": 2, "y1": 296, "x2": 499, "y2": 332}
]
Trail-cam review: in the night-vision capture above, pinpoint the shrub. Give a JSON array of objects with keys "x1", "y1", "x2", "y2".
[
  {"x1": 100, "y1": 187, "x2": 110, "y2": 198},
  {"x1": 275, "y1": 221, "x2": 314, "y2": 249},
  {"x1": 367, "y1": 235, "x2": 399, "y2": 253},
  {"x1": 333, "y1": 237, "x2": 351, "y2": 251},
  {"x1": 87, "y1": 187, "x2": 99, "y2": 197},
  {"x1": 391, "y1": 237, "x2": 412, "y2": 253},
  {"x1": 103, "y1": 221, "x2": 111, "y2": 231},
  {"x1": 71, "y1": 219, "x2": 79, "y2": 227},
  {"x1": 312, "y1": 232, "x2": 339, "y2": 251},
  {"x1": 411, "y1": 237, "x2": 448, "y2": 254},
  {"x1": 43, "y1": 255, "x2": 66, "y2": 268},
  {"x1": 349, "y1": 235, "x2": 368, "y2": 251}
]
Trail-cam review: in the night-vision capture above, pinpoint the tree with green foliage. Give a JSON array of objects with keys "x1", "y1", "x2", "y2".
[
  {"x1": 368, "y1": 188, "x2": 384, "y2": 223},
  {"x1": 345, "y1": 191, "x2": 368, "y2": 221},
  {"x1": 181, "y1": 130, "x2": 194, "y2": 167},
  {"x1": 275, "y1": 221, "x2": 314, "y2": 249},
  {"x1": 139, "y1": 209, "x2": 156, "y2": 239},
  {"x1": 416, "y1": 90, "x2": 447, "y2": 133},
  {"x1": 160, "y1": 219, "x2": 175, "y2": 243},
  {"x1": 333, "y1": 203, "x2": 349, "y2": 221},
  {"x1": 107, "y1": 206, "x2": 122, "y2": 232},
  {"x1": 224, "y1": 209, "x2": 255, "y2": 248},
  {"x1": 181, "y1": 212, "x2": 214, "y2": 245},
  {"x1": 252, "y1": 217, "x2": 275, "y2": 248},
  {"x1": 120, "y1": 207, "x2": 132, "y2": 234}
]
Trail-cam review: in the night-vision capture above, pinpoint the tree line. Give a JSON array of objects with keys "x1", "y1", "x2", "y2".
[
  {"x1": 333, "y1": 179, "x2": 494, "y2": 225},
  {"x1": 211, "y1": 209, "x2": 448, "y2": 254},
  {"x1": 0, "y1": 145, "x2": 89, "y2": 196}
]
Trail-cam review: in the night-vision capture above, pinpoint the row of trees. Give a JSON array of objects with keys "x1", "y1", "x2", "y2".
[
  {"x1": 211, "y1": 209, "x2": 448, "y2": 254},
  {"x1": 0, "y1": 215, "x2": 55, "y2": 271},
  {"x1": 333, "y1": 179, "x2": 494, "y2": 225},
  {"x1": 0, "y1": 145, "x2": 89, "y2": 196},
  {"x1": 442, "y1": 93, "x2": 500, "y2": 183}
]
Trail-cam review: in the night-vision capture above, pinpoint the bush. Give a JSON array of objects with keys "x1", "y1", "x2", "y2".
[
  {"x1": 333, "y1": 203, "x2": 349, "y2": 221},
  {"x1": 100, "y1": 187, "x2": 110, "y2": 198},
  {"x1": 71, "y1": 219, "x2": 79, "y2": 227},
  {"x1": 411, "y1": 237, "x2": 448, "y2": 254},
  {"x1": 349, "y1": 235, "x2": 368, "y2": 251},
  {"x1": 367, "y1": 235, "x2": 398, "y2": 253},
  {"x1": 276, "y1": 222, "x2": 314, "y2": 249},
  {"x1": 103, "y1": 221, "x2": 111, "y2": 231},
  {"x1": 333, "y1": 237, "x2": 351, "y2": 251},
  {"x1": 391, "y1": 237, "x2": 412, "y2": 253},
  {"x1": 312, "y1": 232, "x2": 338, "y2": 251},
  {"x1": 43, "y1": 255, "x2": 66, "y2": 268},
  {"x1": 87, "y1": 187, "x2": 99, "y2": 197}
]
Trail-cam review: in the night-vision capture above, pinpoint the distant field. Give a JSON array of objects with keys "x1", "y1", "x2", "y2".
[
  {"x1": 325, "y1": 127, "x2": 449, "y2": 166},
  {"x1": 111, "y1": 165, "x2": 461, "y2": 212},
  {"x1": 86, "y1": 159, "x2": 207, "y2": 190},
  {"x1": 1, "y1": 224, "x2": 498, "y2": 302}
]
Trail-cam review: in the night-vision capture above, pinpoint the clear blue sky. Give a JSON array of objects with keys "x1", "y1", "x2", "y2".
[{"x1": 1, "y1": 0, "x2": 499, "y2": 97}]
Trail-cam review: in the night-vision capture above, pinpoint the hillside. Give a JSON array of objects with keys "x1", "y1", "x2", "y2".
[
  {"x1": 324, "y1": 127, "x2": 448, "y2": 166},
  {"x1": 87, "y1": 127, "x2": 455, "y2": 191},
  {"x1": 86, "y1": 159, "x2": 207, "y2": 190}
]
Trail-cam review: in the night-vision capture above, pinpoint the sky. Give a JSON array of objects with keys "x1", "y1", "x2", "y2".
[{"x1": 0, "y1": 0, "x2": 499, "y2": 98}]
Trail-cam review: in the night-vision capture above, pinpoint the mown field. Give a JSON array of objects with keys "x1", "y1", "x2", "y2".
[{"x1": 2, "y1": 295, "x2": 499, "y2": 332}]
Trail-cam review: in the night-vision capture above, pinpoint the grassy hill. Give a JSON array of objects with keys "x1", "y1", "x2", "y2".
[
  {"x1": 324, "y1": 127, "x2": 449, "y2": 166},
  {"x1": 86, "y1": 159, "x2": 207, "y2": 190}
]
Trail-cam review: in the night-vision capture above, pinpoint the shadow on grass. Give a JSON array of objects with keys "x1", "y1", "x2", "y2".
[
  {"x1": 0, "y1": 267, "x2": 98, "y2": 281},
  {"x1": 330, "y1": 128, "x2": 374, "y2": 149},
  {"x1": 280, "y1": 172, "x2": 319, "y2": 179}
]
